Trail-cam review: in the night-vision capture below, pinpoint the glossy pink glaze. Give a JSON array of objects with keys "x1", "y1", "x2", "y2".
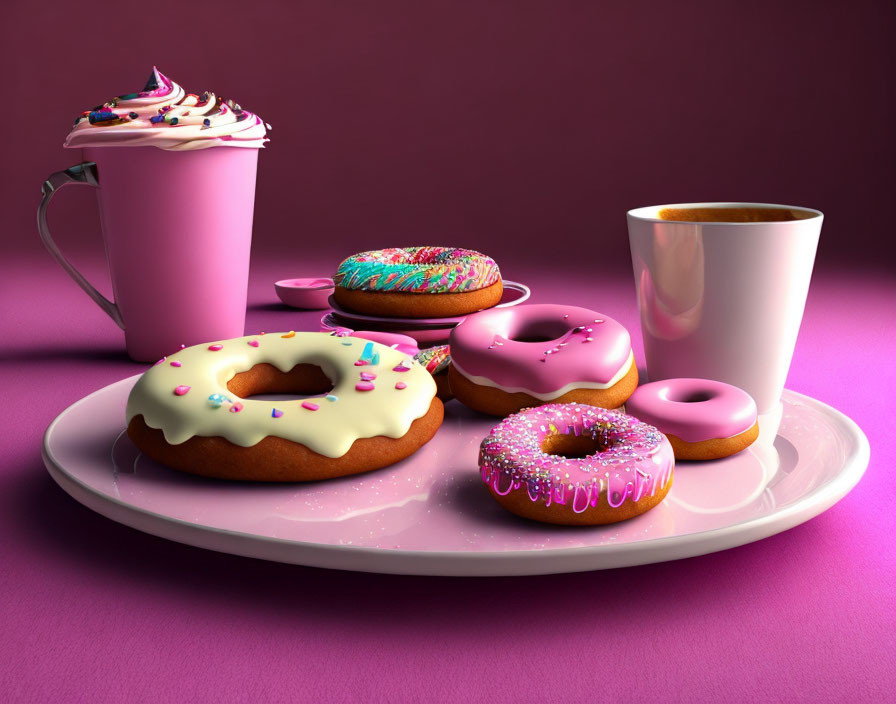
[
  {"x1": 625, "y1": 378, "x2": 758, "y2": 443},
  {"x1": 449, "y1": 304, "x2": 632, "y2": 396}
]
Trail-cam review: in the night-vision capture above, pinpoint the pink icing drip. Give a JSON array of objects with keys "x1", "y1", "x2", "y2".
[{"x1": 478, "y1": 404, "x2": 674, "y2": 513}]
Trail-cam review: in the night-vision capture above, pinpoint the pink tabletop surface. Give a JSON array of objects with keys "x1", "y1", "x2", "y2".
[{"x1": 1, "y1": 254, "x2": 893, "y2": 702}]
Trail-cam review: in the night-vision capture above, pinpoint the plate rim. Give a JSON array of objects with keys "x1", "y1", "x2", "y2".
[{"x1": 42, "y1": 377, "x2": 870, "y2": 576}]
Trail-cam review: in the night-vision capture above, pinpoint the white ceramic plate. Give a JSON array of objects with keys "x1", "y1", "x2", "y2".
[{"x1": 43, "y1": 377, "x2": 868, "y2": 576}]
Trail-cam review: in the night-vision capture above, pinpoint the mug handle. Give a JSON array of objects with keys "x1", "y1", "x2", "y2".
[{"x1": 36, "y1": 162, "x2": 125, "y2": 329}]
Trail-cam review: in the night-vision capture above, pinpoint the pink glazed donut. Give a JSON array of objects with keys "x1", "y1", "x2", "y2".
[
  {"x1": 625, "y1": 378, "x2": 759, "y2": 460},
  {"x1": 479, "y1": 403, "x2": 674, "y2": 525},
  {"x1": 448, "y1": 304, "x2": 638, "y2": 416}
]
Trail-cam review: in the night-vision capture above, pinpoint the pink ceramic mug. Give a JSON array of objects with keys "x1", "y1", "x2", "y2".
[
  {"x1": 37, "y1": 145, "x2": 259, "y2": 362},
  {"x1": 627, "y1": 202, "x2": 822, "y2": 413}
]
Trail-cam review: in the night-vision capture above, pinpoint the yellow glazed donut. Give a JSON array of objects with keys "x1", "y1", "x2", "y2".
[{"x1": 126, "y1": 332, "x2": 443, "y2": 481}]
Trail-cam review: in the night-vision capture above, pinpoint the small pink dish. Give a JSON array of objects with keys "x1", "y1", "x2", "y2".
[{"x1": 274, "y1": 277, "x2": 335, "y2": 310}]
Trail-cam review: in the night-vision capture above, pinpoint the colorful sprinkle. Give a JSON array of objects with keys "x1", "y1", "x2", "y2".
[
  {"x1": 301, "y1": 401, "x2": 319, "y2": 411},
  {"x1": 208, "y1": 393, "x2": 230, "y2": 408},
  {"x1": 395, "y1": 382, "x2": 407, "y2": 390},
  {"x1": 208, "y1": 344, "x2": 223, "y2": 351},
  {"x1": 203, "y1": 118, "x2": 211, "y2": 127},
  {"x1": 354, "y1": 360, "x2": 369, "y2": 366},
  {"x1": 272, "y1": 408, "x2": 284, "y2": 418},
  {"x1": 355, "y1": 381, "x2": 375, "y2": 392},
  {"x1": 247, "y1": 340, "x2": 259, "y2": 347},
  {"x1": 88, "y1": 110, "x2": 121, "y2": 125},
  {"x1": 128, "y1": 111, "x2": 139, "y2": 119},
  {"x1": 169, "y1": 361, "x2": 182, "y2": 367},
  {"x1": 229, "y1": 402, "x2": 244, "y2": 413},
  {"x1": 170, "y1": 117, "x2": 179, "y2": 125},
  {"x1": 341, "y1": 341, "x2": 353, "y2": 346},
  {"x1": 281, "y1": 331, "x2": 295, "y2": 338},
  {"x1": 173, "y1": 385, "x2": 191, "y2": 396},
  {"x1": 393, "y1": 356, "x2": 414, "y2": 372},
  {"x1": 154, "y1": 357, "x2": 166, "y2": 366},
  {"x1": 360, "y1": 342, "x2": 374, "y2": 361},
  {"x1": 414, "y1": 345, "x2": 451, "y2": 374},
  {"x1": 326, "y1": 395, "x2": 339, "y2": 402},
  {"x1": 360, "y1": 372, "x2": 377, "y2": 381}
]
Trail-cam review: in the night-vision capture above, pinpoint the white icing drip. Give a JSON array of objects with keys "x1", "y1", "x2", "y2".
[
  {"x1": 452, "y1": 351, "x2": 635, "y2": 401},
  {"x1": 125, "y1": 333, "x2": 436, "y2": 458}
]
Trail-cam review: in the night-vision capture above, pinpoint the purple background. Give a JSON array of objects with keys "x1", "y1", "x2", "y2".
[
  {"x1": 6, "y1": 0, "x2": 896, "y2": 270},
  {"x1": 3, "y1": 1, "x2": 895, "y2": 702}
]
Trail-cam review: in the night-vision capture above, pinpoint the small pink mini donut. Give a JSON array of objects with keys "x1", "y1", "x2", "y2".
[
  {"x1": 449, "y1": 304, "x2": 638, "y2": 416},
  {"x1": 479, "y1": 403, "x2": 674, "y2": 525},
  {"x1": 625, "y1": 378, "x2": 759, "y2": 460}
]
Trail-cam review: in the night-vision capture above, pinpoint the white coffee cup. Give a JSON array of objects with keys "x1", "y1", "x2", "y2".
[{"x1": 627, "y1": 202, "x2": 822, "y2": 413}]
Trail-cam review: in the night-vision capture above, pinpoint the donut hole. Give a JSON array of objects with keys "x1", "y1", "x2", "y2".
[
  {"x1": 541, "y1": 433, "x2": 608, "y2": 459},
  {"x1": 226, "y1": 363, "x2": 333, "y2": 400},
  {"x1": 672, "y1": 391, "x2": 714, "y2": 403},
  {"x1": 509, "y1": 320, "x2": 571, "y2": 344}
]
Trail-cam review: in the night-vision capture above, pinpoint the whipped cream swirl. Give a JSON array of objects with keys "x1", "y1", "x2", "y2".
[{"x1": 65, "y1": 68, "x2": 269, "y2": 151}]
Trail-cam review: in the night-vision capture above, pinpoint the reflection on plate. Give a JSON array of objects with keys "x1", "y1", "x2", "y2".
[{"x1": 44, "y1": 379, "x2": 868, "y2": 576}]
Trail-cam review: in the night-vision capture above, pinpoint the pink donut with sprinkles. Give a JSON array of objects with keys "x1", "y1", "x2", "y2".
[
  {"x1": 625, "y1": 379, "x2": 759, "y2": 460},
  {"x1": 479, "y1": 403, "x2": 674, "y2": 525},
  {"x1": 449, "y1": 303, "x2": 638, "y2": 416}
]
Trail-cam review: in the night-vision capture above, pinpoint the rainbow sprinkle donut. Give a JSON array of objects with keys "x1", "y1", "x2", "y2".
[
  {"x1": 414, "y1": 344, "x2": 453, "y2": 400},
  {"x1": 333, "y1": 247, "x2": 503, "y2": 318},
  {"x1": 479, "y1": 403, "x2": 674, "y2": 525}
]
